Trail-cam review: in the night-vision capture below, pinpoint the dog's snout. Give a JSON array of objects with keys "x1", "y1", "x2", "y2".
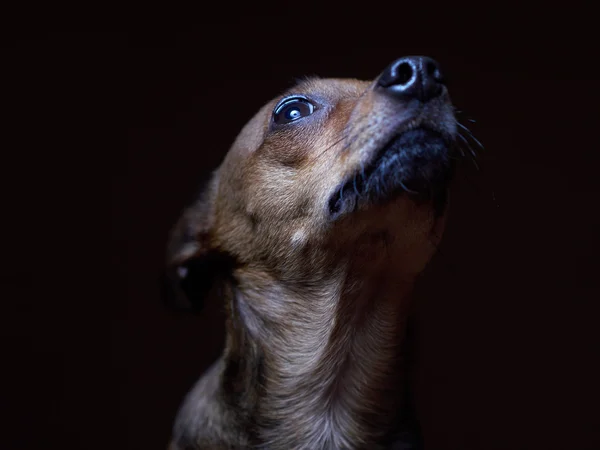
[{"x1": 377, "y1": 56, "x2": 445, "y2": 102}]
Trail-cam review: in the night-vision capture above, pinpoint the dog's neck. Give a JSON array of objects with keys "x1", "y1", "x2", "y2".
[{"x1": 224, "y1": 244, "x2": 421, "y2": 449}]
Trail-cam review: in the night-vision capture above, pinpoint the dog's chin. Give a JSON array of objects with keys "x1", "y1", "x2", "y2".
[{"x1": 328, "y1": 127, "x2": 454, "y2": 219}]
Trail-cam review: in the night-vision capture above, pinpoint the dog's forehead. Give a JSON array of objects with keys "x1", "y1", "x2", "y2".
[{"x1": 287, "y1": 77, "x2": 369, "y2": 100}]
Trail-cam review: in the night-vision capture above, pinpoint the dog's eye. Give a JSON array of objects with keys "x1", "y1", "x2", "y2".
[{"x1": 273, "y1": 97, "x2": 315, "y2": 125}]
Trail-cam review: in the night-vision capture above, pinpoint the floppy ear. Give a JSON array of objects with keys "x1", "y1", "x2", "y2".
[{"x1": 161, "y1": 172, "x2": 232, "y2": 312}]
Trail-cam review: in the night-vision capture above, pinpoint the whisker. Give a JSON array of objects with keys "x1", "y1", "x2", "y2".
[
  {"x1": 314, "y1": 121, "x2": 373, "y2": 162},
  {"x1": 457, "y1": 133, "x2": 478, "y2": 159},
  {"x1": 399, "y1": 180, "x2": 418, "y2": 195},
  {"x1": 456, "y1": 122, "x2": 485, "y2": 151},
  {"x1": 452, "y1": 139, "x2": 466, "y2": 158},
  {"x1": 314, "y1": 134, "x2": 349, "y2": 161},
  {"x1": 454, "y1": 109, "x2": 477, "y2": 123},
  {"x1": 457, "y1": 134, "x2": 480, "y2": 171}
]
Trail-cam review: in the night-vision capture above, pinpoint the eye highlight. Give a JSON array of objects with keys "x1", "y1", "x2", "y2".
[{"x1": 273, "y1": 96, "x2": 315, "y2": 125}]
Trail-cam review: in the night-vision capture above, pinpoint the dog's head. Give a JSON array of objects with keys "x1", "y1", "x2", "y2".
[{"x1": 163, "y1": 56, "x2": 457, "y2": 310}]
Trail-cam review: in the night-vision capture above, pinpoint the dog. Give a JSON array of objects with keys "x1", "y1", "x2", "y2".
[{"x1": 163, "y1": 56, "x2": 458, "y2": 449}]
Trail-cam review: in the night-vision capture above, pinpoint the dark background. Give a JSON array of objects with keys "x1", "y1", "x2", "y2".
[{"x1": 2, "y1": 8, "x2": 600, "y2": 450}]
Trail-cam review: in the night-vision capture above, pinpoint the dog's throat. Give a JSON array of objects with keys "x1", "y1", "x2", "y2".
[{"x1": 224, "y1": 271, "x2": 418, "y2": 449}]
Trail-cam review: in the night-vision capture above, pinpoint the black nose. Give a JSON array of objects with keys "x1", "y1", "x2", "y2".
[{"x1": 377, "y1": 56, "x2": 445, "y2": 102}]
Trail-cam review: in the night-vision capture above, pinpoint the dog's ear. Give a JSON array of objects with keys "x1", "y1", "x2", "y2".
[{"x1": 161, "y1": 173, "x2": 231, "y2": 312}]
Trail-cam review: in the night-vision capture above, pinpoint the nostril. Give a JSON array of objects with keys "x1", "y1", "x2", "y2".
[
  {"x1": 378, "y1": 56, "x2": 445, "y2": 99},
  {"x1": 396, "y1": 62, "x2": 414, "y2": 85},
  {"x1": 426, "y1": 60, "x2": 444, "y2": 83}
]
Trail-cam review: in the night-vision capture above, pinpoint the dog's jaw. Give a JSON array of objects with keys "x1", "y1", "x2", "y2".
[
  {"x1": 329, "y1": 127, "x2": 455, "y2": 220},
  {"x1": 328, "y1": 91, "x2": 457, "y2": 221}
]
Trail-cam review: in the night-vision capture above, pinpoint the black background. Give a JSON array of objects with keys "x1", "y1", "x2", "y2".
[{"x1": 2, "y1": 7, "x2": 600, "y2": 450}]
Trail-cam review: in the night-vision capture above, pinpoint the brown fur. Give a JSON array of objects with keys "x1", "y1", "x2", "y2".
[{"x1": 165, "y1": 69, "x2": 456, "y2": 449}]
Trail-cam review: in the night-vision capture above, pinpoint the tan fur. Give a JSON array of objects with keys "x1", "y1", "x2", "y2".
[{"x1": 166, "y1": 72, "x2": 456, "y2": 449}]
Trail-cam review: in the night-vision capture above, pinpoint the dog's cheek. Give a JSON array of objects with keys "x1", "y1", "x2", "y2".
[{"x1": 260, "y1": 128, "x2": 315, "y2": 168}]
